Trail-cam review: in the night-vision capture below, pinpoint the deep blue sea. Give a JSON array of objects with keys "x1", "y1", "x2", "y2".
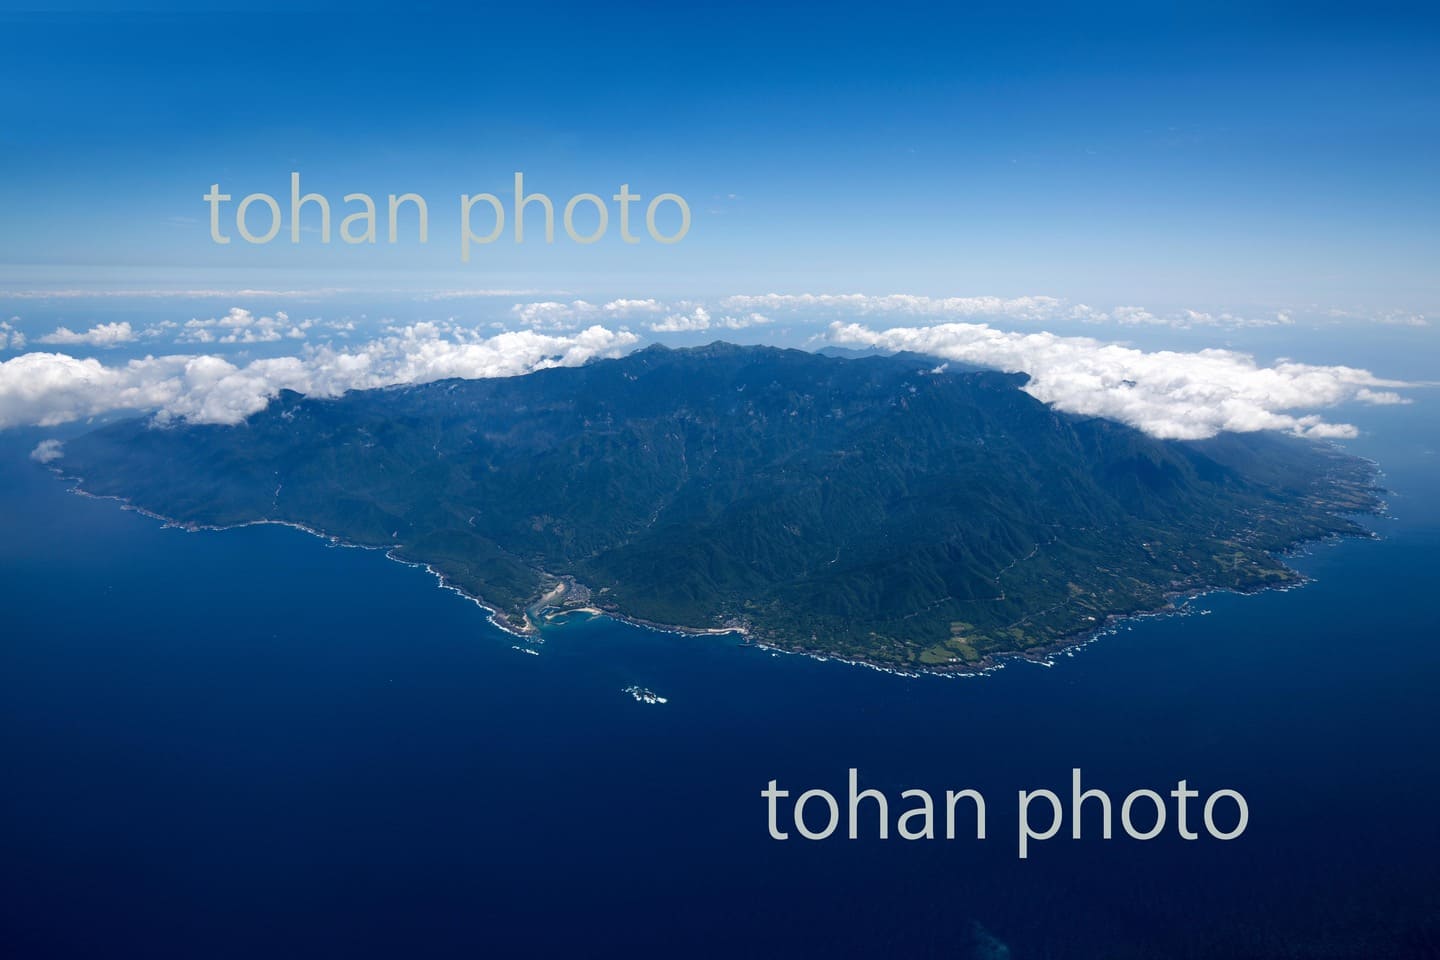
[{"x1": 2, "y1": 402, "x2": 1437, "y2": 959}]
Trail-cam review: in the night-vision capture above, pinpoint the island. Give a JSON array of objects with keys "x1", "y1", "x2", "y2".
[{"x1": 55, "y1": 343, "x2": 1381, "y2": 672}]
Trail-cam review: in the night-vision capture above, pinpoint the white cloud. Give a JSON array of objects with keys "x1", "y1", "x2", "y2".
[
  {"x1": 717, "y1": 293, "x2": 1302, "y2": 329},
  {"x1": 36, "y1": 321, "x2": 137, "y2": 347},
  {"x1": 510, "y1": 300, "x2": 598, "y2": 329},
  {"x1": 825, "y1": 320, "x2": 1416, "y2": 440},
  {"x1": 1354, "y1": 387, "x2": 1408, "y2": 405},
  {"x1": 501, "y1": 298, "x2": 771, "y2": 334},
  {"x1": 720, "y1": 293, "x2": 1070, "y2": 323},
  {"x1": 0, "y1": 298, "x2": 1420, "y2": 443},
  {"x1": 650, "y1": 307, "x2": 714, "y2": 332},
  {"x1": 174, "y1": 307, "x2": 315, "y2": 345},
  {"x1": 510, "y1": 298, "x2": 669, "y2": 330},
  {"x1": 0, "y1": 319, "x2": 23, "y2": 351},
  {"x1": 0, "y1": 324, "x2": 639, "y2": 429},
  {"x1": 1109, "y1": 305, "x2": 1163, "y2": 326},
  {"x1": 2, "y1": 287, "x2": 1428, "y2": 329},
  {"x1": 29, "y1": 438, "x2": 63, "y2": 463},
  {"x1": 647, "y1": 307, "x2": 771, "y2": 333},
  {"x1": 603, "y1": 298, "x2": 667, "y2": 315}
]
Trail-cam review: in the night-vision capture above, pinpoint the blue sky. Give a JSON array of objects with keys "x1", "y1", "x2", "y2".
[
  {"x1": 1, "y1": 2, "x2": 1436, "y2": 314},
  {"x1": 0, "y1": 3, "x2": 1436, "y2": 441}
]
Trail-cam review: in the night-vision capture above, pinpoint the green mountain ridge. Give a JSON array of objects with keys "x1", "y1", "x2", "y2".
[{"x1": 58, "y1": 343, "x2": 1381, "y2": 670}]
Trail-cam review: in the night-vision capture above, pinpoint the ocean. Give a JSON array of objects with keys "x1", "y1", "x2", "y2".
[{"x1": 2, "y1": 400, "x2": 1436, "y2": 958}]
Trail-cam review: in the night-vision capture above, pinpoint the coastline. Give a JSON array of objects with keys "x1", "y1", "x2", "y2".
[
  {"x1": 54, "y1": 468, "x2": 752, "y2": 651},
  {"x1": 758, "y1": 510, "x2": 1385, "y2": 679},
  {"x1": 51, "y1": 466, "x2": 1385, "y2": 680}
]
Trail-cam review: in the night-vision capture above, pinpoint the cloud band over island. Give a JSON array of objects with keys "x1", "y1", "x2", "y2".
[{"x1": 0, "y1": 302, "x2": 1419, "y2": 440}]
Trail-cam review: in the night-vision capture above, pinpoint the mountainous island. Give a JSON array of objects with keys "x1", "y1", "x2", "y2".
[{"x1": 58, "y1": 344, "x2": 1380, "y2": 671}]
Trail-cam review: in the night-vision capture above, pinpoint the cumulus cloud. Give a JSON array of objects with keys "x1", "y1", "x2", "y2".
[
  {"x1": 174, "y1": 307, "x2": 316, "y2": 345},
  {"x1": 826, "y1": 321, "x2": 1416, "y2": 440},
  {"x1": 29, "y1": 438, "x2": 63, "y2": 463},
  {"x1": 604, "y1": 298, "x2": 667, "y2": 314},
  {"x1": 36, "y1": 321, "x2": 137, "y2": 347},
  {"x1": 0, "y1": 300, "x2": 1420, "y2": 443},
  {"x1": 510, "y1": 298, "x2": 668, "y2": 330},
  {"x1": 648, "y1": 307, "x2": 771, "y2": 333},
  {"x1": 505, "y1": 298, "x2": 772, "y2": 334},
  {"x1": 0, "y1": 319, "x2": 24, "y2": 351},
  {"x1": 649, "y1": 308, "x2": 715, "y2": 333},
  {"x1": 0, "y1": 324, "x2": 639, "y2": 429}
]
